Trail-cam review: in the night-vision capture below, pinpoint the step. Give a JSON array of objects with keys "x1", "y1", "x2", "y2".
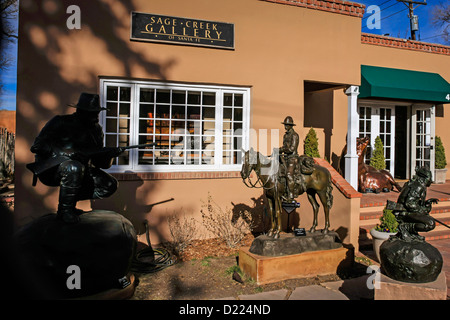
[
  {"x1": 360, "y1": 205, "x2": 450, "y2": 225},
  {"x1": 359, "y1": 215, "x2": 450, "y2": 242}
]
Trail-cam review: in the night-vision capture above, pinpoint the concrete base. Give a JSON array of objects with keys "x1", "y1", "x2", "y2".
[
  {"x1": 239, "y1": 246, "x2": 354, "y2": 285},
  {"x1": 374, "y1": 272, "x2": 447, "y2": 300}
]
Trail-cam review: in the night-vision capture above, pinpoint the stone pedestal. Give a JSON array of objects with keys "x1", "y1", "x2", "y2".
[
  {"x1": 239, "y1": 234, "x2": 354, "y2": 284},
  {"x1": 380, "y1": 237, "x2": 443, "y2": 283},
  {"x1": 249, "y1": 231, "x2": 342, "y2": 256},
  {"x1": 14, "y1": 210, "x2": 137, "y2": 299},
  {"x1": 374, "y1": 272, "x2": 447, "y2": 300}
]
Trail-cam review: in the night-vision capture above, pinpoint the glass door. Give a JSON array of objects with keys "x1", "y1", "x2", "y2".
[
  {"x1": 411, "y1": 106, "x2": 435, "y2": 180},
  {"x1": 358, "y1": 105, "x2": 395, "y2": 174}
]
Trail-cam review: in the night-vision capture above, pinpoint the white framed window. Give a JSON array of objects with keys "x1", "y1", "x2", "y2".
[{"x1": 100, "y1": 79, "x2": 250, "y2": 172}]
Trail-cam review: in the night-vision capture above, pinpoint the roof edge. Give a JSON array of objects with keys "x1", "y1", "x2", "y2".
[
  {"x1": 361, "y1": 33, "x2": 450, "y2": 56},
  {"x1": 260, "y1": 0, "x2": 365, "y2": 18}
]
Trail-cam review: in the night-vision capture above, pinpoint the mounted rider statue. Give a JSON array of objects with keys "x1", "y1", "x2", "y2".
[{"x1": 277, "y1": 116, "x2": 314, "y2": 202}]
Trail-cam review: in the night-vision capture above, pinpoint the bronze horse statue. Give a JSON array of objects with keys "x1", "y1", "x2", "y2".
[
  {"x1": 357, "y1": 137, "x2": 402, "y2": 193},
  {"x1": 241, "y1": 148, "x2": 333, "y2": 239}
]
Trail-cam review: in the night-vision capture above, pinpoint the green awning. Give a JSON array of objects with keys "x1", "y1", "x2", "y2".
[{"x1": 360, "y1": 65, "x2": 450, "y2": 104}]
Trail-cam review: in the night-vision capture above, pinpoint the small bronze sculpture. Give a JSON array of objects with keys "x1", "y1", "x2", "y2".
[
  {"x1": 241, "y1": 116, "x2": 333, "y2": 238},
  {"x1": 27, "y1": 93, "x2": 122, "y2": 223},
  {"x1": 387, "y1": 166, "x2": 438, "y2": 241}
]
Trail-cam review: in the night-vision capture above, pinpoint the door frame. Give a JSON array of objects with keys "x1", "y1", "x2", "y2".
[{"x1": 411, "y1": 104, "x2": 436, "y2": 181}]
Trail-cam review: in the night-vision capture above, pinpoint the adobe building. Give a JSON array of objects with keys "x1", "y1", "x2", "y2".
[{"x1": 15, "y1": 0, "x2": 450, "y2": 251}]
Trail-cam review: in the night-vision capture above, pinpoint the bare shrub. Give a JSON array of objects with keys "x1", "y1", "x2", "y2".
[
  {"x1": 165, "y1": 212, "x2": 199, "y2": 256},
  {"x1": 201, "y1": 193, "x2": 256, "y2": 248}
]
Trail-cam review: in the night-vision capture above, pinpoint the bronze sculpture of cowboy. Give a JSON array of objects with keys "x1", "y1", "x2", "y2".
[
  {"x1": 276, "y1": 116, "x2": 304, "y2": 201},
  {"x1": 386, "y1": 166, "x2": 438, "y2": 241},
  {"x1": 26, "y1": 93, "x2": 123, "y2": 224}
]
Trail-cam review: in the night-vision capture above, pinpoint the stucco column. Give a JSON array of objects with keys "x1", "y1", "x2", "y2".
[{"x1": 345, "y1": 86, "x2": 360, "y2": 190}]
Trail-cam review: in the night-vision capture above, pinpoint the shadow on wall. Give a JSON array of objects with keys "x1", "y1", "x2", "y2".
[
  {"x1": 16, "y1": 0, "x2": 176, "y2": 225},
  {"x1": 90, "y1": 173, "x2": 177, "y2": 242},
  {"x1": 231, "y1": 194, "x2": 267, "y2": 235}
]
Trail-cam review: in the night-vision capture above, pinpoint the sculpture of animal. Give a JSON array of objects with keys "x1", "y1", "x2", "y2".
[
  {"x1": 241, "y1": 148, "x2": 333, "y2": 239},
  {"x1": 357, "y1": 137, "x2": 402, "y2": 193}
]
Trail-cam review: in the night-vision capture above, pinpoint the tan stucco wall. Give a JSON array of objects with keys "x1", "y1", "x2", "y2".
[
  {"x1": 15, "y1": 0, "x2": 450, "y2": 248},
  {"x1": 16, "y1": 0, "x2": 362, "y2": 245}
]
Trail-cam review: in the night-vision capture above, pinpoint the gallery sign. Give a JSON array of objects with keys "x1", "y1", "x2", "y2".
[{"x1": 131, "y1": 12, "x2": 234, "y2": 50}]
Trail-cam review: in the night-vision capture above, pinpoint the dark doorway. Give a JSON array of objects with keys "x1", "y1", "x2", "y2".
[{"x1": 395, "y1": 106, "x2": 408, "y2": 179}]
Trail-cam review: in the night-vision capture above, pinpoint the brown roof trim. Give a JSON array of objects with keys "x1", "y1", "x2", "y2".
[
  {"x1": 361, "y1": 33, "x2": 450, "y2": 56},
  {"x1": 260, "y1": 0, "x2": 365, "y2": 18}
]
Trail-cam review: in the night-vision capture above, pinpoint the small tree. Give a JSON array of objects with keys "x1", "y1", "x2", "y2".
[
  {"x1": 370, "y1": 136, "x2": 386, "y2": 170},
  {"x1": 435, "y1": 136, "x2": 447, "y2": 169},
  {"x1": 304, "y1": 127, "x2": 320, "y2": 158}
]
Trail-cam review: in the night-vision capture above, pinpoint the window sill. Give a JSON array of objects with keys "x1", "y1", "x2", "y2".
[{"x1": 111, "y1": 171, "x2": 243, "y2": 181}]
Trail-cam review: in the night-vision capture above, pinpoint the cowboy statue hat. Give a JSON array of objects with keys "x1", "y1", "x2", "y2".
[
  {"x1": 69, "y1": 93, "x2": 107, "y2": 112},
  {"x1": 281, "y1": 116, "x2": 296, "y2": 126}
]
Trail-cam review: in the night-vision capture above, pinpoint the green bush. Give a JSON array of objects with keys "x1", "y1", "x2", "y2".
[
  {"x1": 435, "y1": 136, "x2": 447, "y2": 169},
  {"x1": 304, "y1": 127, "x2": 320, "y2": 158},
  {"x1": 370, "y1": 136, "x2": 386, "y2": 170},
  {"x1": 375, "y1": 208, "x2": 398, "y2": 233}
]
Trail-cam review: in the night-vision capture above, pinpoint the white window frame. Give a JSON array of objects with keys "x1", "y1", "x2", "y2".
[
  {"x1": 411, "y1": 104, "x2": 435, "y2": 180},
  {"x1": 99, "y1": 79, "x2": 251, "y2": 173}
]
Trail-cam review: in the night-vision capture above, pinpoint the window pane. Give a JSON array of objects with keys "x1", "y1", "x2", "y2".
[
  {"x1": 172, "y1": 121, "x2": 186, "y2": 134},
  {"x1": 234, "y1": 94, "x2": 243, "y2": 107},
  {"x1": 139, "y1": 134, "x2": 154, "y2": 145},
  {"x1": 119, "y1": 103, "x2": 130, "y2": 117},
  {"x1": 120, "y1": 87, "x2": 131, "y2": 101},
  {"x1": 187, "y1": 121, "x2": 201, "y2": 135},
  {"x1": 118, "y1": 118, "x2": 130, "y2": 133},
  {"x1": 223, "y1": 108, "x2": 232, "y2": 121},
  {"x1": 156, "y1": 90, "x2": 170, "y2": 103},
  {"x1": 155, "y1": 150, "x2": 170, "y2": 165},
  {"x1": 172, "y1": 106, "x2": 186, "y2": 119},
  {"x1": 172, "y1": 90, "x2": 186, "y2": 104},
  {"x1": 188, "y1": 106, "x2": 200, "y2": 119},
  {"x1": 156, "y1": 105, "x2": 170, "y2": 118},
  {"x1": 203, "y1": 92, "x2": 215, "y2": 106},
  {"x1": 140, "y1": 88, "x2": 154, "y2": 102},
  {"x1": 203, "y1": 107, "x2": 215, "y2": 120},
  {"x1": 186, "y1": 151, "x2": 200, "y2": 165},
  {"x1": 202, "y1": 121, "x2": 215, "y2": 134},
  {"x1": 155, "y1": 120, "x2": 170, "y2": 134},
  {"x1": 139, "y1": 104, "x2": 154, "y2": 118},
  {"x1": 118, "y1": 151, "x2": 129, "y2": 165},
  {"x1": 118, "y1": 135, "x2": 129, "y2": 147},
  {"x1": 106, "y1": 119, "x2": 117, "y2": 133},
  {"x1": 107, "y1": 87, "x2": 118, "y2": 101},
  {"x1": 202, "y1": 151, "x2": 214, "y2": 165},
  {"x1": 106, "y1": 102, "x2": 118, "y2": 117},
  {"x1": 188, "y1": 92, "x2": 201, "y2": 105},
  {"x1": 234, "y1": 108, "x2": 243, "y2": 122},
  {"x1": 138, "y1": 151, "x2": 154, "y2": 165},
  {"x1": 105, "y1": 134, "x2": 117, "y2": 147},
  {"x1": 224, "y1": 93, "x2": 233, "y2": 106},
  {"x1": 139, "y1": 120, "x2": 153, "y2": 134}
]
